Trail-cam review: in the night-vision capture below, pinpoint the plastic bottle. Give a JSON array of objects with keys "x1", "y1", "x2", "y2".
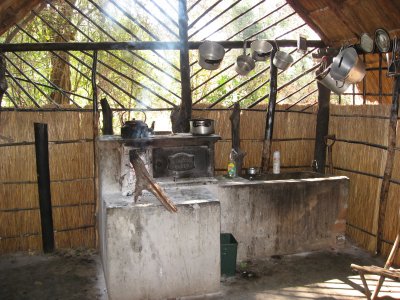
[
  {"x1": 227, "y1": 149, "x2": 237, "y2": 178},
  {"x1": 273, "y1": 151, "x2": 280, "y2": 174}
]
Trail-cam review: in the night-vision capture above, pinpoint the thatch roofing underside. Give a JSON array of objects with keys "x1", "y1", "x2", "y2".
[
  {"x1": 2, "y1": 0, "x2": 400, "y2": 47},
  {"x1": 0, "y1": 0, "x2": 43, "y2": 37},
  {"x1": 286, "y1": 0, "x2": 400, "y2": 46}
]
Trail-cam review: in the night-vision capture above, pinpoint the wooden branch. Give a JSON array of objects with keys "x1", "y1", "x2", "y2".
[
  {"x1": 351, "y1": 265, "x2": 400, "y2": 280},
  {"x1": 129, "y1": 150, "x2": 177, "y2": 213},
  {"x1": 230, "y1": 102, "x2": 246, "y2": 176},
  {"x1": 261, "y1": 50, "x2": 278, "y2": 173},
  {"x1": 0, "y1": 54, "x2": 8, "y2": 105},
  {"x1": 376, "y1": 76, "x2": 400, "y2": 254},
  {"x1": 100, "y1": 98, "x2": 113, "y2": 135}
]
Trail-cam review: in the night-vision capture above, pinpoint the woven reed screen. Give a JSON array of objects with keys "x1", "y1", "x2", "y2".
[{"x1": 0, "y1": 111, "x2": 96, "y2": 253}]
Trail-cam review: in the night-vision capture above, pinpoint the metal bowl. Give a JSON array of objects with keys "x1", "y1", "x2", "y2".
[
  {"x1": 250, "y1": 40, "x2": 273, "y2": 61},
  {"x1": 273, "y1": 51, "x2": 294, "y2": 70}
]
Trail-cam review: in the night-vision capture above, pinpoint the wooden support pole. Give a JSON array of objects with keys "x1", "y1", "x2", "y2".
[
  {"x1": 230, "y1": 102, "x2": 246, "y2": 176},
  {"x1": 313, "y1": 62, "x2": 331, "y2": 173},
  {"x1": 34, "y1": 123, "x2": 55, "y2": 253},
  {"x1": 91, "y1": 51, "x2": 99, "y2": 248},
  {"x1": 0, "y1": 54, "x2": 8, "y2": 105},
  {"x1": 171, "y1": 0, "x2": 192, "y2": 133},
  {"x1": 376, "y1": 76, "x2": 400, "y2": 254},
  {"x1": 261, "y1": 50, "x2": 278, "y2": 173}
]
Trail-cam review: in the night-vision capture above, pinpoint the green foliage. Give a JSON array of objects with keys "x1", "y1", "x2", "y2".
[{"x1": 2, "y1": 0, "x2": 321, "y2": 112}]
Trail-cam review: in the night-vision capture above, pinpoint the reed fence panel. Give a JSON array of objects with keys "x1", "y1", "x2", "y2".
[{"x1": 0, "y1": 111, "x2": 96, "y2": 253}]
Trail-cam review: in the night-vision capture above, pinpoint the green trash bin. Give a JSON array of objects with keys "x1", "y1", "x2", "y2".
[{"x1": 220, "y1": 233, "x2": 238, "y2": 276}]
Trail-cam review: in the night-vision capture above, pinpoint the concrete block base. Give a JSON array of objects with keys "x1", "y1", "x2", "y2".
[{"x1": 101, "y1": 187, "x2": 220, "y2": 300}]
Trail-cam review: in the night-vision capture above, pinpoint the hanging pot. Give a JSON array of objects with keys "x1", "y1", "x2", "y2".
[
  {"x1": 272, "y1": 40, "x2": 294, "y2": 70},
  {"x1": 273, "y1": 51, "x2": 294, "y2": 70},
  {"x1": 235, "y1": 41, "x2": 255, "y2": 75},
  {"x1": 330, "y1": 47, "x2": 366, "y2": 84},
  {"x1": 198, "y1": 41, "x2": 225, "y2": 70},
  {"x1": 316, "y1": 66, "x2": 350, "y2": 94},
  {"x1": 250, "y1": 40, "x2": 273, "y2": 61}
]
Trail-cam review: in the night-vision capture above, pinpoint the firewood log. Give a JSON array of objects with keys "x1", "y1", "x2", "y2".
[{"x1": 129, "y1": 150, "x2": 177, "y2": 213}]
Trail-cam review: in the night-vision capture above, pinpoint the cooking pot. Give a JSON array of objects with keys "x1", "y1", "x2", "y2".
[
  {"x1": 235, "y1": 42, "x2": 255, "y2": 75},
  {"x1": 316, "y1": 66, "x2": 350, "y2": 94},
  {"x1": 273, "y1": 50, "x2": 294, "y2": 70},
  {"x1": 250, "y1": 40, "x2": 273, "y2": 61},
  {"x1": 198, "y1": 41, "x2": 225, "y2": 70},
  {"x1": 189, "y1": 119, "x2": 215, "y2": 135},
  {"x1": 330, "y1": 47, "x2": 365, "y2": 84}
]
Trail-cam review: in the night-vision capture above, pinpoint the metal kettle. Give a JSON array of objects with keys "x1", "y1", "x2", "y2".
[{"x1": 121, "y1": 112, "x2": 154, "y2": 139}]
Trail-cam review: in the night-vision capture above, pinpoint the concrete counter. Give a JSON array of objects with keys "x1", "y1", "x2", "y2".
[{"x1": 216, "y1": 174, "x2": 349, "y2": 262}]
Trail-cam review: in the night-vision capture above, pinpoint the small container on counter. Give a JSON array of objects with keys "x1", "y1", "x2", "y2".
[{"x1": 227, "y1": 149, "x2": 237, "y2": 178}]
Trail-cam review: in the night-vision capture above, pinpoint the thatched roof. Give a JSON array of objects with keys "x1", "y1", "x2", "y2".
[
  {"x1": 0, "y1": 0, "x2": 43, "y2": 37},
  {"x1": 286, "y1": 0, "x2": 400, "y2": 46}
]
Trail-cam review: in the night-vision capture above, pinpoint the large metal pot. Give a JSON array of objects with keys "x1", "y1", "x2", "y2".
[
  {"x1": 198, "y1": 41, "x2": 225, "y2": 70},
  {"x1": 273, "y1": 50, "x2": 294, "y2": 70},
  {"x1": 189, "y1": 119, "x2": 215, "y2": 135},
  {"x1": 316, "y1": 67, "x2": 350, "y2": 94},
  {"x1": 330, "y1": 47, "x2": 366, "y2": 83}
]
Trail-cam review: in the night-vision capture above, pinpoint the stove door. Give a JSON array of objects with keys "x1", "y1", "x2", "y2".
[{"x1": 152, "y1": 146, "x2": 212, "y2": 178}]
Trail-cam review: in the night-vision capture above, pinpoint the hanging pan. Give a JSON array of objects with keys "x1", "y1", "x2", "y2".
[
  {"x1": 272, "y1": 40, "x2": 294, "y2": 70},
  {"x1": 235, "y1": 41, "x2": 255, "y2": 76},
  {"x1": 198, "y1": 41, "x2": 225, "y2": 70}
]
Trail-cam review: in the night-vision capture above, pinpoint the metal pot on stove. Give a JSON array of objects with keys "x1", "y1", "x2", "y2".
[{"x1": 189, "y1": 119, "x2": 215, "y2": 135}]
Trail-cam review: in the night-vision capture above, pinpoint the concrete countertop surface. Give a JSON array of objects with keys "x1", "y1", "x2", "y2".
[
  {"x1": 103, "y1": 184, "x2": 219, "y2": 209},
  {"x1": 216, "y1": 174, "x2": 349, "y2": 187}
]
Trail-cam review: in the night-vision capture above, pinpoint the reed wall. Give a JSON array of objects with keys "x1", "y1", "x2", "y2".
[
  {"x1": 193, "y1": 104, "x2": 318, "y2": 174},
  {"x1": 329, "y1": 104, "x2": 400, "y2": 261},
  {"x1": 1, "y1": 104, "x2": 399, "y2": 261},
  {"x1": 0, "y1": 111, "x2": 96, "y2": 253}
]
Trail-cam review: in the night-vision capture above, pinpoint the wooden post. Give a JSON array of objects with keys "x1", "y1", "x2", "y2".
[
  {"x1": 100, "y1": 98, "x2": 113, "y2": 135},
  {"x1": 230, "y1": 102, "x2": 246, "y2": 176},
  {"x1": 261, "y1": 49, "x2": 278, "y2": 173},
  {"x1": 171, "y1": 0, "x2": 192, "y2": 133},
  {"x1": 313, "y1": 74, "x2": 331, "y2": 173},
  {"x1": 92, "y1": 50, "x2": 99, "y2": 248},
  {"x1": 0, "y1": 54, "x2": 7, "y2": 104},
  {"x1": 34, "y1": 123, "x2": 55, "y2": 253},
  {"x1": 376, "y1": 76, "x2": 400, "y2": 254}
]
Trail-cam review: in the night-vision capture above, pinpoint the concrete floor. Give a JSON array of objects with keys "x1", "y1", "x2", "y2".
[{"x1": 1, "y1": 243, "x2": 399, "y2": 300}]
